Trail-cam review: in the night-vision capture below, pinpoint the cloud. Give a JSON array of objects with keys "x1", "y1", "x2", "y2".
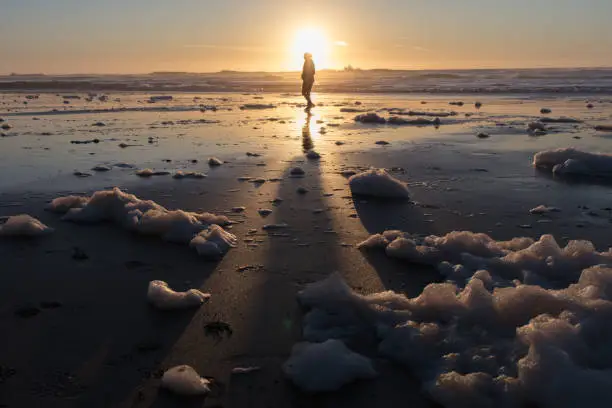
[
  {"x1": 182, "y1": 44, "x2": 270, "y2": 53},
  {"x1": 412, "y1": 45, "x2": 433, "y2": 53},
  {"x1": 334, "y1": 41, "x2": 348, "y2": 47}
]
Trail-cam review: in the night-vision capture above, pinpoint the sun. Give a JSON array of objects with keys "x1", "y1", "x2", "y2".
[{"x1": 290, "y1": 27, "x2": 330, "y2": 70}]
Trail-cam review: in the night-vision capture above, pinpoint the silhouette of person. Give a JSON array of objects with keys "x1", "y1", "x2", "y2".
[{"x1": 301, "y1": 52, "x2": 315, "y2": 109}]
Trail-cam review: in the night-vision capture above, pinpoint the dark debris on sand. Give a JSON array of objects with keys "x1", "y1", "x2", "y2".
[
  {"x1": 0, "y1": 365, "x2": 17, "y2": 384},
  {"x1": 203, "y1": 321, "x2": 233, "y2": 342},
  {"x1": 72, "y1": 247, "x2": 89, "y2": 261},
  {"x1": 14, "y1": 306, "x2": 41, "y2": 319}
]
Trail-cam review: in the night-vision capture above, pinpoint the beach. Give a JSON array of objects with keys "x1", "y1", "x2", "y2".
[{"x1": 2, "y1": 82, "x2": 612, "y2": 407}]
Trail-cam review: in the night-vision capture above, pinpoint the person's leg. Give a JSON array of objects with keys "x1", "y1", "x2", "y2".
[
  {"x1": 305, "y1": 81, "x2": 314, "y2": 107},
  {"x1": 302, "y1": 81, "x2": 309, "y2": 104}
]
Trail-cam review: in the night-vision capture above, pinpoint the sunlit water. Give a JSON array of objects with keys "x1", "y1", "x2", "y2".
[{"x1": 0, "y1": 92, "x2": 611, "y2": 192}]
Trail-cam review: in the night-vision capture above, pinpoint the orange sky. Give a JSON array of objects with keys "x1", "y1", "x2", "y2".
[{"x1": 1, "y1": 0, "x2": 611, "y2": 74}]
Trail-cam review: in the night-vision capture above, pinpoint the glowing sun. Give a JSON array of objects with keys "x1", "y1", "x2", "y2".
[{"x1": 291, "y1": 27, "x2": 330, "y2": 69}]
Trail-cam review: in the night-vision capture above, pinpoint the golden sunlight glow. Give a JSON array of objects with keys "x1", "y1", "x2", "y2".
[{"x1": 290, "y1": 27, "x2": 331, "y2": 70}]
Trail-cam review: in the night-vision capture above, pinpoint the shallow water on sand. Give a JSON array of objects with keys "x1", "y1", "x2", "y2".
[{"x1": 1, "y1": 92, "x2": 611, "y2": 194}]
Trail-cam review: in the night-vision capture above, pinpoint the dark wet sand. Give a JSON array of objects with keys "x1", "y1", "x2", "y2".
[{"x1": 2, "y1": 131, "x2": 612, "y2": 407}]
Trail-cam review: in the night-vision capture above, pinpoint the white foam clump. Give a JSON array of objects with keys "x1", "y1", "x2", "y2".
[
  {"x1": 161, "y1": 365, "x2": 211, "y2": 396},
  {"x1": 283, "y1": 339, "x2": 377, "y2": 392},
  {"x1": 231, "y1": 366, "x2": 261, "y2": 374},
  {"x1": 173, "y1": 171, "x2": 207, "y2": 179},
  {"x1": 357, "y1": 233, "x2": 390, "y2": 249},
  {"x1": 349, "y1": 169, "x2": 410, "y2": 199},
  {"x1": 147, "y1": 280, "x2": 210, "y2": 310},
  {"x1": 0, "y1": 215, "x2": 54, "y2": 237},
  {"x1": 50, "y1": 188, "x2": 235, "y2": 259},
  {"x1": 208, "y1": 157, "x2": 223, "y2": 166},
  {"x1": 136, "y1": 168, "x2": 170, "y2": 177},
  {"x1": 190, "y1": 224, "x2": 238, "y2": 258},
  {"x1": 534, "y1": 148, "x2": 612, "y2": 177},
  {"x1": 530, "y1": 205, "x2": 561, "y2": 215},
  {"x1": 298, "y1": 230, "x2": 612, "y2": 407},
  {"x1": 387, "y1": 116, "x2": 441, "y2": 126},
  {"x1": 46, "y1": 196, "x2": 89, "y2": 213}
]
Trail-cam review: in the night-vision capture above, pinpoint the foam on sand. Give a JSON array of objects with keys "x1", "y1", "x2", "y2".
[
  {"x1": 50, "y1": 188, "x2": 235, "y2": 259},
  {"x1": 0, "y1": 214, "x2": 54, "y2": 237},
  {"x1": 309, "y1": 229, "x2": 612, "y2": 406},
  {"x1": 91, "y1": 165, "x2": 111, "y2": 172},
  {"x1": 161, "y1": 365, "x2": 211, "y2": 396},
  {"x1": 534, "y1": 148, "x2": 612, "y2": 177},
  {"x1": 363, "y1": 230, "x2": 611, "y2": 283},
  {"x1": 530, "y1": 205, "x2": 561, "y2": 215},
  {"x1": 528, "y1": 121, "x2": 546, "y2": 131},
  {"x1": 349, "y1": 169, "x2": 410, "y2": 199},
  {"x1": 387, "y1": 116, "x2": 441, "y2": 126},
  {"x1": 208, "y1": 157, "x2": 223, "y2": 166},
  {"x1": 231, "y1": 366, "x2": 261, "y2": 374},
  {"x1": 356, "y1": 233, "x2": 389, "y2": 249},
  {"x1": 173, "y1": 171, "x2": 207, "y2": 179},
  {"x1": 354, "y1": 113, "x2": 386, "y2": 124},
  {"x1": 283, "y1": 339, "x2": 377, "y2": 392},
  {"x1": 46, "y1": 196, "x2": 89, "y2": 213},
  {"x1": 190, "y1": 224, "x2": 238, "y2": 259},
  {"x1": 296, "y1": 249, "x2": 612, "y2": 406},
  {"x1": 136, "y1": 168, "x2": 170, "y2": 177},
  {"x1": 147, "y1": 280, "x2": 210, "y2": 310}
]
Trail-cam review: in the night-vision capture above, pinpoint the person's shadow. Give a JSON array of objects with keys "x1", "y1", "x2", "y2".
[{"x1": 302, "y1": 111, "x2": 314, "y2": 153}]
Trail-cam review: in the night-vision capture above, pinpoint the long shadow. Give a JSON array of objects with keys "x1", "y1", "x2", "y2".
[
  {"x1": 352, "y1": 192, "x2": 445, "y2": 296},
  {"x1": 219, "y1": 108, "x2": 345, "y2": 407},
  {"x1": 0, "y1": 187, "x2": 225, "y2": 408},
  {"x1": 222, "y1": 111, "x2": 437, "y2": 407},
  {"x1": 353, "y1": 197, "x2": 432, "y2": 235}
]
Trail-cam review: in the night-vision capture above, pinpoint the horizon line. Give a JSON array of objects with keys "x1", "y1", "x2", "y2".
[{"x1": 3, "y1": 65, "x2": 612, "y2": 77}]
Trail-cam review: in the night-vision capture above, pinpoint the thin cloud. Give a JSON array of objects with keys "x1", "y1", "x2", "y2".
[
  {"x1": 334, "y1": 41, "x2": 348, "y2": 47},
  {"x1": 413, "y1": 45, "x2": 433, "y2": 53},
  {"x1": 182, "y1": 44, "x2": 270, "y2": 53}
]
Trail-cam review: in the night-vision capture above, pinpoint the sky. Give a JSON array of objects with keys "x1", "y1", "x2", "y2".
[{"x1": 1, "y1": 0, "x2": 611, "y2": 74}]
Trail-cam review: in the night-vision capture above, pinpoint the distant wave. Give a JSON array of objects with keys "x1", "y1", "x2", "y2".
[
  {"x1": 413, "y1": 73, "x2": 463, "y2": 79},
  {"x1": 2, "y1": 68, "x2": 612, "y2": 95}
]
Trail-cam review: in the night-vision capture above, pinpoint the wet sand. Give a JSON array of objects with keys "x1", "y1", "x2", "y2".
[{"x1": 1, "y1": 92, "x2": 612, "y2": 407}]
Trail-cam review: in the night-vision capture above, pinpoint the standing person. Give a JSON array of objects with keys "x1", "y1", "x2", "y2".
[{"x1": 301, "y1": 52, "x2": 315, "y2": 109}]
